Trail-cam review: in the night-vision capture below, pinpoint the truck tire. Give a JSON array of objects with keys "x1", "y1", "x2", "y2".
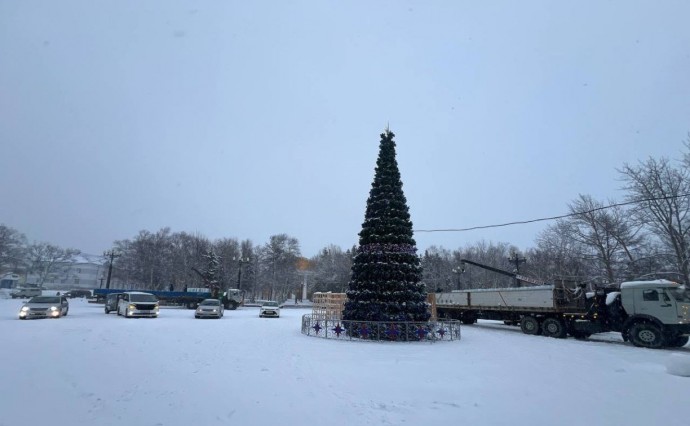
[
  {"x1": 542, "y1": 318, "x2": 567, "y2": 338},
  {"x1": 461, "y1": 313, "x2": 477, "y2": 325},
  {"x1": 629, "y1": 323, "x2": 666, "y2": 349},
  {"x1": 520, "y1": 316, "x2": 542, "y2": 335},
  {"x1": 667, "y1": 335, "x2": 689, "y2": 348}
]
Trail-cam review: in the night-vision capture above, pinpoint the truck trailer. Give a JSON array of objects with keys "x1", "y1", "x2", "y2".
[
  {"x1": 434, "y1": 279, "x2": 690, "y2": 349},
  {"x1": 93, "y1": 287, "x2": 244, "y2": 310}
]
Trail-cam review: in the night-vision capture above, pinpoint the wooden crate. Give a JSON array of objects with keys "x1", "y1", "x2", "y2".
[{"x1": 312, "y1": 292, "x2": 347, "y2": 320}]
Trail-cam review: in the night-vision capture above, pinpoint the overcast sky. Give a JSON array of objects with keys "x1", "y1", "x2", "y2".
[{"x1": 1, "y1": 1, "x2": 689, "y2": 258}]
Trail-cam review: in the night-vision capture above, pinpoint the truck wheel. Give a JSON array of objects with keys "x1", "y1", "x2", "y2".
[
  {"x1": 520, "y1": 316, "x2": 542, "y2": 335},
  {"x1": 629, "y1": 323, "x2": 666, "y2": 349},
  {"x1": 105, "y1": 307, "x2": 110, "y2": 314},
  {"x1": 461, "y1": 313, "x2": 477, "y2": 325},
  {"x1": 667, "y1": 335, "x2": 689, "y2": 348},
  {"x1": 541, "y1": 318, "x2": 567, "y2": 338}
]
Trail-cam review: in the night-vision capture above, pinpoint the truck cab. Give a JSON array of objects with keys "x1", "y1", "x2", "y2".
[{"x1": 620, "y1": 280, "x2": 690, "y2": 348}]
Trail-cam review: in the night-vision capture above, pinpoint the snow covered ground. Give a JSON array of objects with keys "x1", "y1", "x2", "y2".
[{"x1": 0, "y1": 297, "x2": 688, "y2": 426}]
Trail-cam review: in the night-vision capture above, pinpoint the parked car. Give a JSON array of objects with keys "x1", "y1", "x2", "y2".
[
  {"x1": 11, "y1": 287, "x2": 43, "y2": 299},
  {"x1": 195, "y1": 299, "x2": 224, "y2": 319},
  {"x1": 104, "y1": 293, "x2": 123, "y2": 314},
  {"x1": 64, "y1": 289, "x2": 92, "y2": 299},
  {"x1": 259, "y1": 301, "x2": 280, "y2": 318},
  {"x1": 117, "y1": 292, "x2": 159, "y2": 318},
  {"x1": 18, "y1": 295, "x2": 69, "y2": 319}
]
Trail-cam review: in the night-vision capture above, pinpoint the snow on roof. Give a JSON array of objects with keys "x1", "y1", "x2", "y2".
[
  {"x1": 73, "y1": 253, "x2": 103, "y2": 264},
  {"x1": 620, "y1": 279, "x2": 680, "y2": 289}
]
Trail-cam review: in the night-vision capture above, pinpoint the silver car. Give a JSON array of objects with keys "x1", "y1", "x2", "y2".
[
  {"x1": 18, "y1": 296, "x2": 69, "y2": 319},
  {"x1": 195, "y1": 299, "x2": 224, "y2": 319}
]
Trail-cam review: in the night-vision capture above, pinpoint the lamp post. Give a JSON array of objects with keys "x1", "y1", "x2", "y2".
[
  {"x1": 508, "y1": 250, "x2": 526, "y2": 287},
  {"x1": 452, "y1": 266, "x2": 464, "y2": 290},
  {"x1": 234, "y1": 256, "x2": 250, "y2": 290}
]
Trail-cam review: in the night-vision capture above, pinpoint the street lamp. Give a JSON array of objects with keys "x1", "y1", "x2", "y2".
[
  {"x1": 234, "y1": 256, "x2": 250, "y2": 290},
  {"x1": 452, "y1": 267, "x2": 464, "y2": 290},
  {"x1": 508, "y1": 250, "x2": 526, "y2": 287}
]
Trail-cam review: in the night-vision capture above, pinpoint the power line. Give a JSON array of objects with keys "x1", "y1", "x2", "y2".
[{"x1": 414, "y1": 193, "x2": 690, "y2": 234}]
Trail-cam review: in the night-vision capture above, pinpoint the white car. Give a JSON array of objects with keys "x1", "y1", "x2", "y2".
[
  {"x1": 195, "y1": 299, "x2": 224, "y2": 319},
  {"x1": 117, "y1": 292, "x2": 159, "y2": 318},
  {"x1": 259, "y1": 301, "x2": 280, "y2": 318}
]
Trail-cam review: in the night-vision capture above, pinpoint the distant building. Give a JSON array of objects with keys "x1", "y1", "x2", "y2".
[
  {"x1": 0, "y1": 273, "x2": 20, "y2": 289},
  {"x1": 25, "y1": 254, "x2": 105, "y2": 290}
]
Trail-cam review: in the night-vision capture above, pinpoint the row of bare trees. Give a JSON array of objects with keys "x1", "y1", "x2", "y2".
[
  {"x1": 3, "y1": 138, "x2": 690, "y2": 296},
  {"x1": 105, "y1": 230, "x2": 303, "y2": 302}
]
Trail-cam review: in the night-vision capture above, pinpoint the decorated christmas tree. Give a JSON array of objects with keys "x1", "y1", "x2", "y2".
[{"x1": 342, "y1": 129, "x2": 430, "y2": 323}]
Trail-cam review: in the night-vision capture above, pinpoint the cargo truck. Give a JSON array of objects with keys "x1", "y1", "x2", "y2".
[{"x1": 434, "y1": 279, "x2": 690, "y2": 349}]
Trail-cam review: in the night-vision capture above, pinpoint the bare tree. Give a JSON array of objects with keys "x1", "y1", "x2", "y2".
[
  {"x1": 567, "y1": 194, "x2": 644, "y2": 283},
  {"x1": 421, "y1": 246, "x2": 454, "y2": 291},
  {"x1": 0, "y1": 224, "x2": 27, "y2": 275},
  {"x1": 619, "y1": 157, "x2": 690, "y2": 284},
  {"x1": 309, "y1": 244, "x2": 353, "y2": 294},
  {"x1": 257, "y1": 234, "x2": 301, "y2": 301},
  {"x1": 532, "y1": 221, "x2": 588, "y2": 284},
  {"x1": 25, "y1": 242, "x2": 80, "y2": 286}
]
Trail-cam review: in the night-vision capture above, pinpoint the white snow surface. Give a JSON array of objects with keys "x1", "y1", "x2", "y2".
[{"x1": 1, "y1": 298, "x2": 688, "y2": 426}]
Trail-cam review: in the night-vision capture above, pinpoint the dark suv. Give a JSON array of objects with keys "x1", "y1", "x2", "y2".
[
  {"x1": 64, "y1": 289, "x2": 92, "y2": 299},
  {"x1": 104, "y1": 293, "x2": 123, "y2": 314}
]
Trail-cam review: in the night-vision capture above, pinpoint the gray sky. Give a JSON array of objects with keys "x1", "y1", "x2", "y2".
[{"x1": 1, "y1": 1, "x2": 689, "y2": 258}]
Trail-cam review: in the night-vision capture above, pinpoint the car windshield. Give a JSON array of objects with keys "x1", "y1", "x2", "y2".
[
  {"x1": 130, "y1": 294, "x2": 157, "y2": 302},
  {"x1": 29, "y1": 296, "x2": 60, "y2": 303},
  {"x1": 200, "y1": 300, "x2": 220, "y2": 306},
  {"x1": 263, "y1": 301, "x2": 279, "y2": 307}
]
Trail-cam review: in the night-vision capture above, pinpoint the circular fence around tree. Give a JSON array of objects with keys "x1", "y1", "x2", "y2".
[{"x1": 301, "y1": 314, "x2": 461, "y2": 342}]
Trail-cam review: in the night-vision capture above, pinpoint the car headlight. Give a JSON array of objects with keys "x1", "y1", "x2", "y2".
[
  {"x1": 50, "y1": 306, "x2": 58, "y2": 311},
  {"x1": 21, "y1": 306, "x2": 29, "y2": 312},
  {"x1": 128, "y1": 304, "x2": 136, "y2": 310}
]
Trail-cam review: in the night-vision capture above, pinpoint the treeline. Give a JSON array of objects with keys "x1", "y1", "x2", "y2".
[{"x1": 2, "y1": 138, "x2": 690, "y2": 296}]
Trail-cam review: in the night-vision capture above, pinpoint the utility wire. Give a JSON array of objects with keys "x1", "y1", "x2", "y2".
[{"x1": 414, "y1": 193, "x2": 690, "y2": 233}]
